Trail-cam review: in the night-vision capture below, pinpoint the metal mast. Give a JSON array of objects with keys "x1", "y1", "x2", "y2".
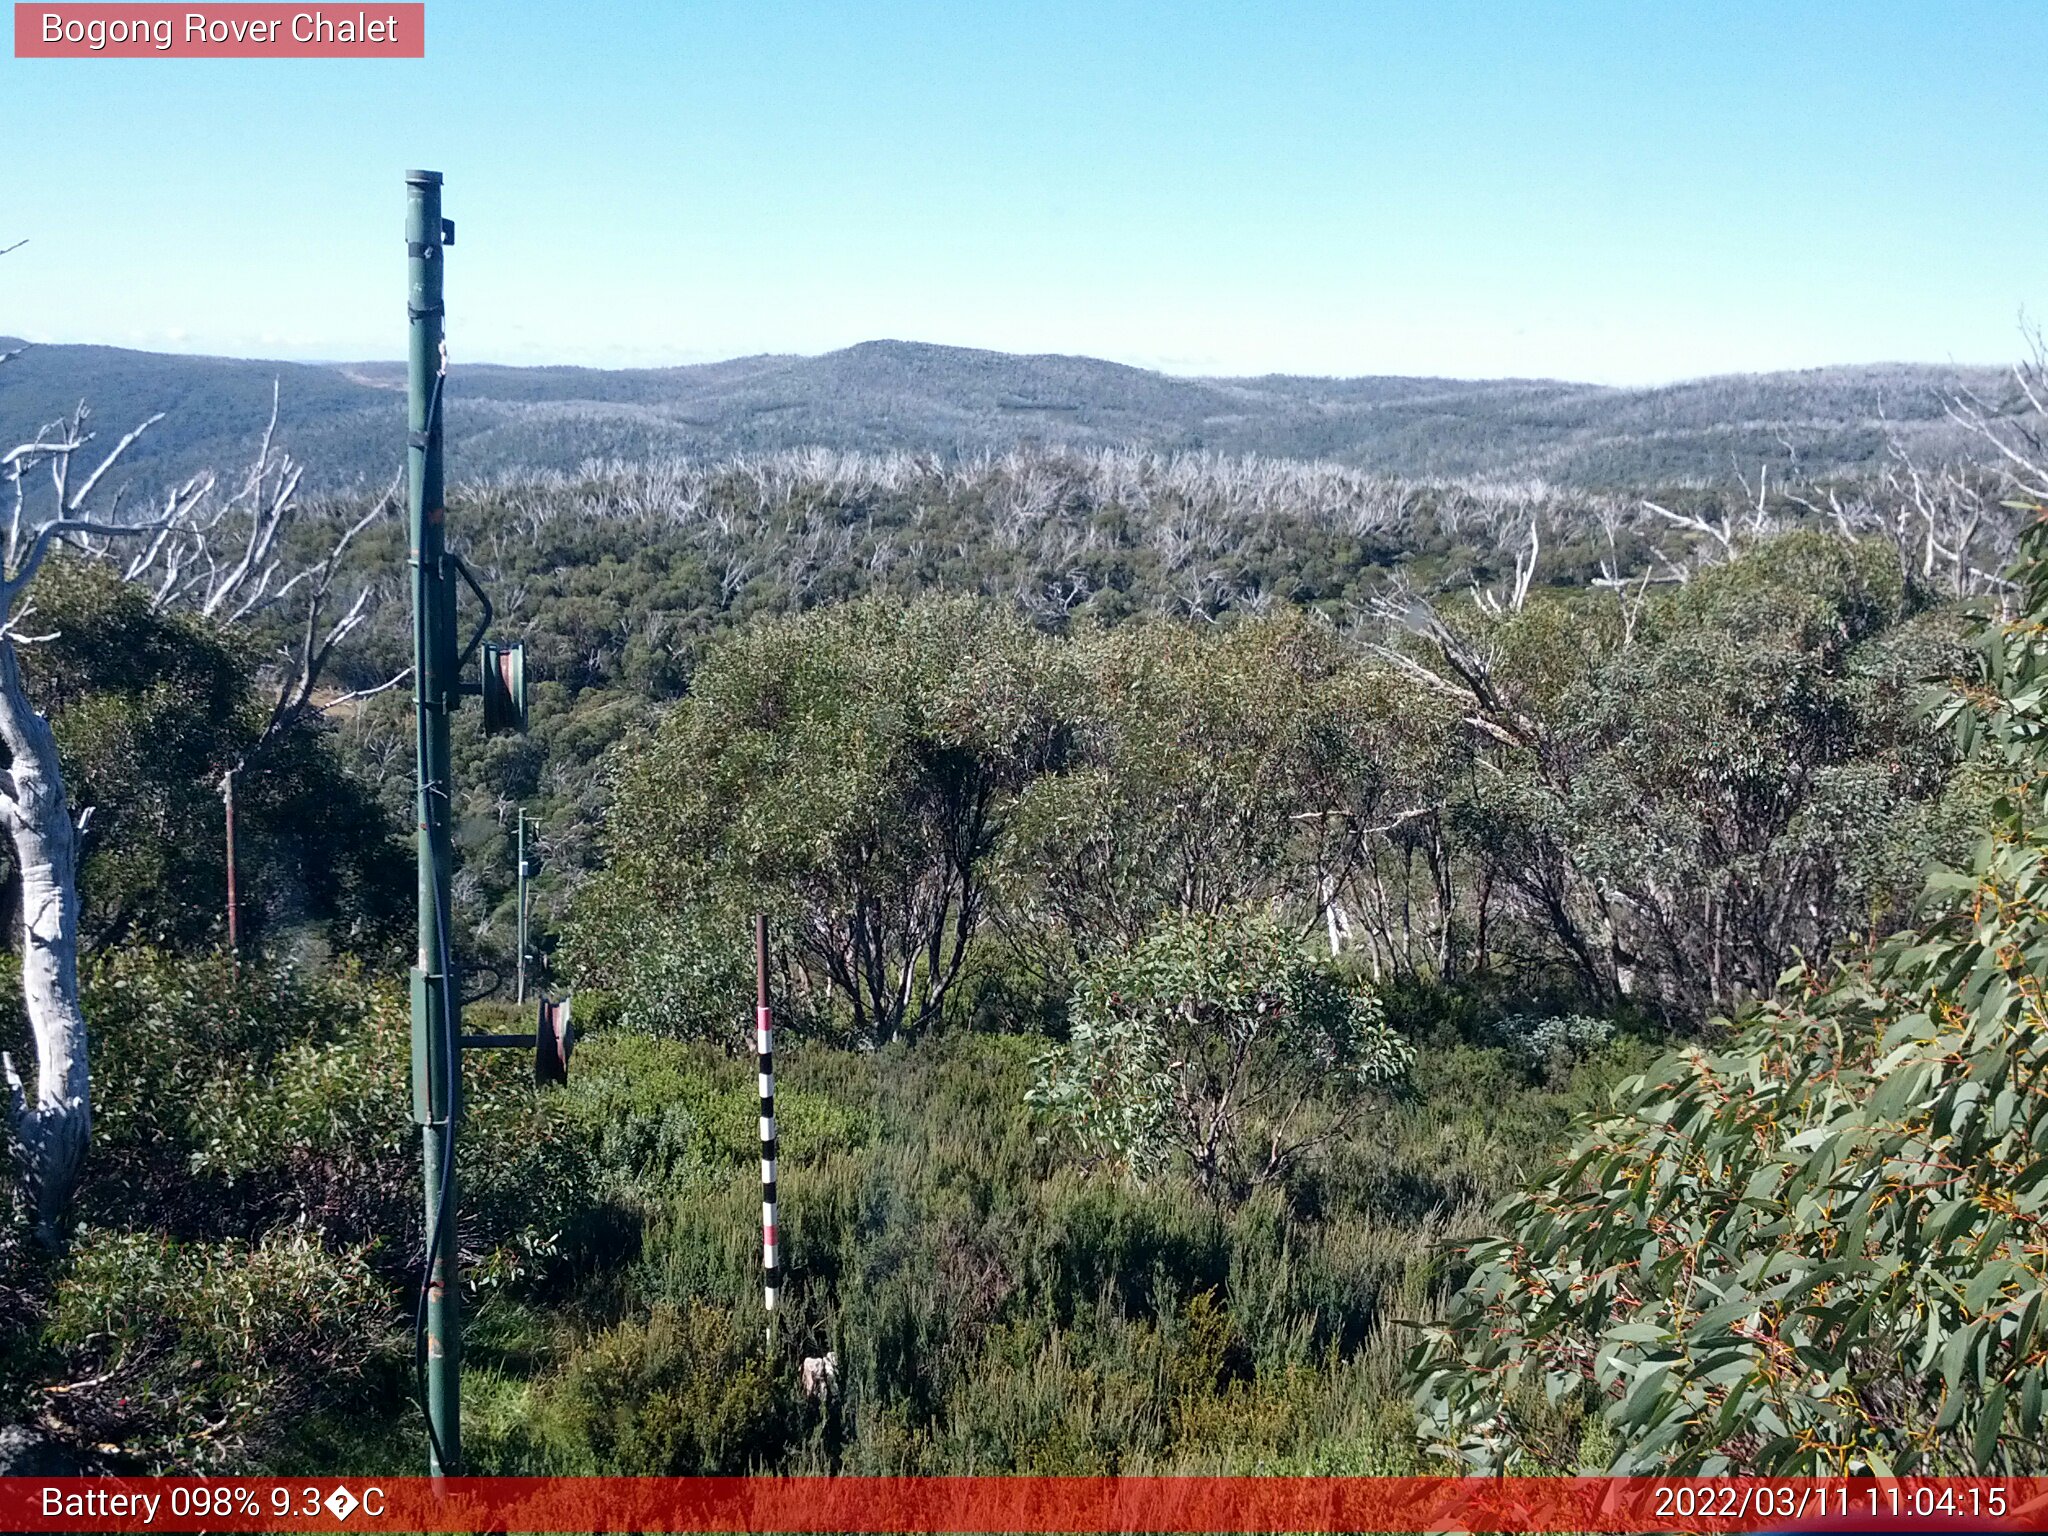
[{"x1": 406, "y1": 167, "x2": 461, "y2": 1478}]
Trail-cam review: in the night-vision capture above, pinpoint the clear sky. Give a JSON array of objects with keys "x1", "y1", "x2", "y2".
[{"x1": 0, "y1": 1, "x2": 2041, "y2": 383}]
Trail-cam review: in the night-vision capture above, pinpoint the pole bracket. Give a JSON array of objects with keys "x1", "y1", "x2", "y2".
[
  {"x1": 461, "y1": 996, "x2": 571, "y2": 1085},
  {"x1": 448, "y1": 552, "x2": 494, "y2": 673}
]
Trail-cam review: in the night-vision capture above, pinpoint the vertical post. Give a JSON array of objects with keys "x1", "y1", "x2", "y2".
[
  {"x1": 515, "y1": 810, "x2": 528, "y2": 1005},
  {"x1": 757, "y1": 914, "x2": 779, "y2": 1330},
  {"x1": 221, "y1": 768, "x2": 239, "y2": 979},
  {"x1": 406, "y1": 167, "x2": 461, "y2": 1478}
]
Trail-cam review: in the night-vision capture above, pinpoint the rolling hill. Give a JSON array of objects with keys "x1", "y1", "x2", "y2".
[{"x1": 0, "y1": 336, "x2": 2010, "y2": 496}]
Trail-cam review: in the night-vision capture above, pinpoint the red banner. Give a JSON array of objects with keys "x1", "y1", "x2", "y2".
[
  {"x1": 13, "y1": 4, "x2": 423, "y2": 57},
  {"x1": 3, "y1": 1476, "x2": 2048, "y2": 1532}
]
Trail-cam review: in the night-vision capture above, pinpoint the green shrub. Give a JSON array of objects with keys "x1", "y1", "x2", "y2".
[
  {"x1": 1491, "y1": 1011, "x2": 1615, "y2": 1077},
  {"x1": 1030, "y1": 907, "x2": 1411, "y2": 1198},
  {"x1": 568, "y1": 987, "x2": 622, "y2": 1037},
  {"x1": 87, "y1": 950, "x2": 376, "y2": 1155},
  {"x1": 80, "y1": 948, "x2": 602, "y2": 1289},
  {"x1": 47, "y1": 1225, "x2": 396, "y2": 1470},
  {"x1": 564, "y1": 1033, "x2": 873, "y2": 1196},
  {"x1": 562, "y1": 903, "x2": 752, "y2": 1047},
  {"x1": 537, "y1": 1299, "x2": 797, "y2": 1472}
]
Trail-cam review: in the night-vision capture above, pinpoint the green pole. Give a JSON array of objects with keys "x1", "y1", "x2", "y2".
[{"x1": 406, "y1": 167, "x2": 461, "y2": 1477}]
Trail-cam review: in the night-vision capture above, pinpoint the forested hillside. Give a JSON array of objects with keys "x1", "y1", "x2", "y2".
[
  {"x1": 5, "y1": 360, "x2": 2048, "y2": 1476},
  {"x1": 0, "y1": 335, "x2": 2010, "y2": 494}
]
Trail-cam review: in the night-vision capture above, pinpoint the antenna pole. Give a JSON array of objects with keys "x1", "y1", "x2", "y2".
[{"x1": 406, "y1": 167, "x2": 461, "y2": 1478}]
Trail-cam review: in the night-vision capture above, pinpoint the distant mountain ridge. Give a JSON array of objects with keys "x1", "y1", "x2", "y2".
[{"x1": 0, "y1": 336, "x2": 2008, "y2": 495}]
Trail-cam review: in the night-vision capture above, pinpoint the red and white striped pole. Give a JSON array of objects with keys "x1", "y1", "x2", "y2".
[{"x1": 755, "y1": 915, "x2": 780, "y2": 1323}]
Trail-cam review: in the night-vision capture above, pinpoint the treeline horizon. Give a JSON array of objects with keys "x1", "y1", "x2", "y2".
[{"x1": 0, "y1": 334, "x2": 2020, "y2": 497}]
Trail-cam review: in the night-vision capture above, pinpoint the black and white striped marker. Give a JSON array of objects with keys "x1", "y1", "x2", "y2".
[{"x1": 756, "y1": 914, "x2": 779, "y2": 1317}]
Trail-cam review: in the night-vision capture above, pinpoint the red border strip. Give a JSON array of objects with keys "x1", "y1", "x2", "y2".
[
  {"x1": 5, "y1": 1476, "x2": 2048, "y2": 1532},
  {"x1": 14, "y1": 5, "x2": 424, "y2": 58}
]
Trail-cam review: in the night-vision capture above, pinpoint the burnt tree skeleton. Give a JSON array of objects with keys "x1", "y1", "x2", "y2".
[{"x1": 0, "y1": 362, "x2": 402, "y2": 1243}]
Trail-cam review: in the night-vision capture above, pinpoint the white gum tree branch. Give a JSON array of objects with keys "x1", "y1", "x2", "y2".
[
  {"x1": 0, "y1": 349, "x2": 395, "y2": 1241},
  {"x1": 111, "y1": 397, "x2": 406, "y2": 759},
  {"x1": 0, "y1": 422, "x2": 169, "y2": 1244},
  {"x1": 0, "y1": 624, "x2": 87, "y2": 1246}
]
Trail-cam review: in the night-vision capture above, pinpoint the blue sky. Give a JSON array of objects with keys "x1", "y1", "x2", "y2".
[{"x1": 0, "y1": 1, "x2": 2040, "y2": 383}]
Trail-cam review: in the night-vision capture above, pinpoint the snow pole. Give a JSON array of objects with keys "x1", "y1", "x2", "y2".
[{"x1": 757, "y1": 914, "x2": 780, "y2": 1331}]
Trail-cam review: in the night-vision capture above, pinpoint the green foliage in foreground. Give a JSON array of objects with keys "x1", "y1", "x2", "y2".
[
  {"x1": 1408, "y1": 519, "x2": 2048, "y2": 1474},
  {"x1": 490, "y1": 1023, "x2": 1642, "y2": 1477},
  {"x1": 7, "y1": 939, "x2": 1639, "y2": 1475},
  {"x1": 6, "y1": 953, "x2": 604, "y2": 1469},
  {"x1": 46, "y1": 1227, "x2": 394, "y2": 1471},
  {"x1": 533, "y1": 1299, "x2": 800, "y2": 1475}
]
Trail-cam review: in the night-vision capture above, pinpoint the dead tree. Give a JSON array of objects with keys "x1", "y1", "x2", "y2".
[
  {"x1": 0, "y1": 378, "x2": 399, "y2": 1244},
  {"x1": 0, "y1": 406, "x2": 172, "y2": 1244},
  {"x1": 128, "y1": 382, "x2": 406, "y2": 757}
]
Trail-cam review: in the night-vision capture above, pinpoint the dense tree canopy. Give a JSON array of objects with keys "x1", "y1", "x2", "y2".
[
  {"x1": 572, "y1": 597, "x2": 1071, "y2": 1044},
  {"x1": 11, "y1": 561, "x2": 407, "y2": 959},
  {"x1": 571, "y1": 532, "x2": 1975, "y2": 1048},
  {"x1": 1407, "y1": 519, "x2": 2048, "y2": 1475},
  {"x1": 1451, "y1": 535, "x2": 1971, "y2": 1014}
]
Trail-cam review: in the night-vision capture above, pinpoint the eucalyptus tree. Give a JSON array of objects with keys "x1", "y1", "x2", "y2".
[
  {"x1": 0, "y1": 401, "x2": 210, "y2": 1241},
  {"x1": 0, "y1": 387, "x2": 396, "y2": 1244},
  {"x1": 1363, "y1": 535, "x2": 1965, "y2": 1015},
  {"x1": 1028, "y1": 906, "x2": 1411, "y2": 1200},
  {"x1": 994, "y1": 611, "x2": 1397, "y2": 988},
  {"x1": 577, "y1": 596, "x2": 1072, "y2": 1044},
  {"x1": 1408, "y1": 519, "x2": 2048, "y2": 1475}
]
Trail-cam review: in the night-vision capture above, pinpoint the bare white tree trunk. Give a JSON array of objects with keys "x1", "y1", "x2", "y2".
[
  {"x1": 0, "y1": 360, "x2": 400, "y2": 1241},
  {"x1": 0, "y1": 392, "x2": 201, "y2": 1242},
  {"x1": 0, "y1": 637, "x2": 87, "y2": 1245}
]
